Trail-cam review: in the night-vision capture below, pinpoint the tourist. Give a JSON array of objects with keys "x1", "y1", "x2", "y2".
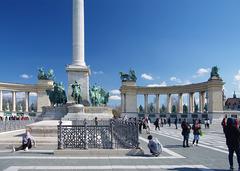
[
  {"x1": 154, "y1": 118, "x2": 160, "y2": 131},
  {"x1": 147, "y1": 135, "x2": 162, "y2": 157},
  {"x1": 192, "y1": 119, "x2": 201, "y2": 146},
  {"x1": 181, "y1": 119, "x2": 191, "y2": 148},
  {"x1": 206, "y1": 118, "x2": 210, "y2": 129},
  {"x1": 138, "y1": 119, "x2": 143, "y2": 134},
  {"x1": 94, "y1": 117, "x2": 98, "y2": 126},
  {"x1": 143, "y1": 117, "x2": 151, "y2": 134},
  {"x1": 224, "y1": 118, "x2": 240, "y2": 171},
  {"x1": 160, "y1": 118, "x2": 164, "y2": 127},
  {"x1": 167, "y1": 117, "x2": 171, "y2": 127},
  {"x1": 221, "y1": 114, "x2": 228, "y2": 133},
  {"x1": 204, "y1": 119, "x2": 207, "y2": 129},
  {"x1": 12, "y1": 128, "x2": 36, "y2": 152},
  {"x1": 174, "y1": 117, "x2": 178, "y2": 129}
]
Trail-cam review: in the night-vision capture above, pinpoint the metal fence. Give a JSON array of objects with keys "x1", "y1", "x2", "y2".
[
  {"x1": 57, "y1": 119, "x2": 139, "y2": 149},
  {"x1": 0, "y1": 120, "x2": 35, "y2": 132}
]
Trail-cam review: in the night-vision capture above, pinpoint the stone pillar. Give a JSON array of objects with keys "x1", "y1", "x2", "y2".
[
  {"x1": 189, "y1": 92, "x2": 194, "y2": 113},
  {"x1": 144, "y1": 94, "x2": 148, "y2": 113},
  {"x1": 37, "y1": 80, "x2": 53, "y2": 112},
  {"x1": 178, "y1": 93, "x2": 183, "y2": 113},
  {"x1": 167, "y1": 94, "x2": 172, "y2": 113},
  {"x1": 12, "y1": 91, "x2": 16, "y2": 112},
  {"x1": 207, "y1": 79, "x2": 224, "y2": 115},
  {"x1": 73, "y1": 0, "x2": 86, "y2": 66},
  {"x1": 25, "y1": 92, "x2": 29, "y2": 112},
  {"x1": 125, "y1": 92, "x2": 137, "y2": 113},
  {"x1": 0, "y1": 90, "x2": 2, "y2": 111},
  {"x1": 121, "y1": 93, "x2": 126, "y2": 113},
  {"x1": 199, "y1": 91, "x2": 205, "y2": 113},
  {"x1": 156, "y1": 94, "x2": 160, "y2": 113}
]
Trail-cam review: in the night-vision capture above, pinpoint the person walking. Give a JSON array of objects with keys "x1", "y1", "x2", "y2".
[
  {"x1": 222, "y1": 114, "x2": 228, "y2": 133},
  {"x1": 174, "y1": 118, "x2": 178, "y2": 129},
  {"x1": 12, "y1": 128, "x2": 36, "y2": 152},
  {"x1": 224, "y1": 118, "x2": 240, "y2": 171},
  {"x1": 167, "y1": 117, "x2": 171, "y2": 127},
  {"x1": 154, "y1": 118, "x2": 160, "y2": 131},
  {"x1": 181, "y1": 119, "x2": 191, "y2": 148},
  {"x1": 192, "y1": 120, "x2": 201, "y2": 146}
]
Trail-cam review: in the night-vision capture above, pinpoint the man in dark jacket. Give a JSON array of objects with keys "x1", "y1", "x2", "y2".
[
  {"x1": 224, "y1": 118, "x2": 240, "y2": 170},
  {"x1": 181, "y1": 120, "x2": 191, "y2": 148}
]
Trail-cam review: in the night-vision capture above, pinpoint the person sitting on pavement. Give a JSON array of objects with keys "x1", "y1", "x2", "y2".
[
  {"x1": 12, "y1": 128, "x2": 36, "y2": 152},
  {"x1": 147, "y1": 135, "x2": 162, "y2": 157}
]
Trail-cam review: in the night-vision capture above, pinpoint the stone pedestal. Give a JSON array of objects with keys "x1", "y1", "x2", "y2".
[
  {"x1": 66, "y1": 65, "x2": 90, "y2": 103},
  {"x1": 36, "y1": 80, "x2": 54, "y2": 112}
]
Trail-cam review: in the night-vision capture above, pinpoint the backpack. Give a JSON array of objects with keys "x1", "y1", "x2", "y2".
[{"x1": 153, "y1": 138, "x2": 163, "y2": 154}]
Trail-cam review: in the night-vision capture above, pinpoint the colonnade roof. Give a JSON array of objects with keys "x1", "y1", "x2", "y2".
[
  {"x1": 0, "y1": 82, "x2": 52, "y2": 92},
  {"x1": 120, "y1": 80, "x2": 225, "y2": 95}
]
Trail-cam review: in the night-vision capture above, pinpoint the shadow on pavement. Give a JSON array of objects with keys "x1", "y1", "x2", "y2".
[
  {"x1": 168, "y1": 168, "x2": 227, "y2": 171},
  {"x1": 164, "y1": 144, "x2": 183, "y2": 148}
]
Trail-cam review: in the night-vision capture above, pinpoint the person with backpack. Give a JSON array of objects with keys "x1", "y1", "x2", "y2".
[
  {"x1": 224, "y1": 118, "x2": 240, "y2": 171},
  {"x1": 147, "y1": 135, "x2": 162, "y2": 157},
  {"x1": 222, "y1": 114, "x2": 228, "y2": 133},
  {"x1": 192, "y1": 119, "x2": 201, "y2": 146},
  {"x1": 181, "y1": 119, "x2": 191, "y2": 148}
]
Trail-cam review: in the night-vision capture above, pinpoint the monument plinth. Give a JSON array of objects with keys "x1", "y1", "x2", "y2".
[{"x1": 66, "y1": 0, "x2": 90, "y2": 102}]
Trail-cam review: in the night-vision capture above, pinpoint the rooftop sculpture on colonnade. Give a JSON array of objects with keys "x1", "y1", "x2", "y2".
[
  {"x1": 119, "y1": 69, "x2": 137, "y2": 82},
  {"x1": 37, "y1": 67, "x2": 55, "y2": 80}
]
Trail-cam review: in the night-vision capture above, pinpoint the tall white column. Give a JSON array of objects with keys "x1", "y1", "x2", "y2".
[
  {"x1": 178, "y1": 93, "x2": 183, "y2": 113},
  {"x1": 25, "y1": 92, "x2": 29, "y2": 112},
  {"x1": 156, "y1": 94, "x2": 160, "y2": 113},
  {"x1": 144, "y1": 94, "x2": 148, "y2": 114},
  {"x1": 0, "y1": 90, "x2": 2, "y2": 111},
  {"x1": 12, "y1": 91, "x2": 16, "y2": 112},
  {"x1": 199, "y1": 91, "x2": 205, "y2": 113},
  {"x1": 167, "y1": 94, "x2": 172, "y2": 113},
  {"x1": 189, "y1": 93, "x2": 194, "y2": 113},
  {"x1": 73, "y1": 0, "x2": 86, "y2": 66}
]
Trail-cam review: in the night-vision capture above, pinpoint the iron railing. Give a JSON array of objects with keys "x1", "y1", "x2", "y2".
[
  {"x1": 57, "y1": 119, "x2": 139, "y2": 149},
  {"x1": 0, "y1": 120, "x2": 35, "y2": 132}
]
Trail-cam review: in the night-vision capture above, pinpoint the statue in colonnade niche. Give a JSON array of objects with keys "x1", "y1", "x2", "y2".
[
  {"x1": 37, "y1": 67, "x2": 55, "y2": 80},
  {"x1": 5, "y1": 102, "x2": 10, "y2": 111},
  {"x1": 89, "y1": 84, "x2": 109, "y2": 106},
  {"x1": 18, "y1": 103, "x2": 23, "y2": 112},
  {"x1": 46, "y1": 82, "x2": 67, "y2": 106},
  {"x1": 119, "y1": 69, "x2": 137, "y2": 82},
  {"x1": 71, "y1": 81, "x2": 82, "y2": 104}
]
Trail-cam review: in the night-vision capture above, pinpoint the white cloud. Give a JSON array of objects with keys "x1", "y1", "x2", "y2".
[
  {"x1": 93, "y1": 71, "x2": 104, "y2": 75},
  {"x1": 109, "y1": 95, "x2": 121, "y2": 100},
  {"x1": 170, "y1": 76, "x2": 182, "y2": 83},
  {"x1": 20, "y1": 74, "x2": 32, "y2": 79},
  {"x1": 141, "y1": 73, "x2": 153, "y2": 80},
  {"x1": 110, "y1": 89, "x2": 120, "y2": 95},
  {"x1": 183, "y1": 80, "x2": 192, "y2": 85},
  {"x1": 234, "y1": 70, "x2": 240, "y2": 81},
  {"x1": 193, "y1": 68, "x2": 210, "y2": 78},
  {"x1": 147, "y1": 81, "x2": 167, "y2": 87}
]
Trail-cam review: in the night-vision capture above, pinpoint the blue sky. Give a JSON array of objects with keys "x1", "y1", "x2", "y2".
[{"x1": 1, "y1": 0, "x2": 240, "y2": 106}]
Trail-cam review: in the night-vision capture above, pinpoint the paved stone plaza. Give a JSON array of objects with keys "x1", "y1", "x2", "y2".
[{"x1": 0, "y1": 120, "x2": 235, "y2": 171}]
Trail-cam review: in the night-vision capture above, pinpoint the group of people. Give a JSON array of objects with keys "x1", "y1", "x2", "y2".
[
  {"x1": 1, "y1": 116, "x2": 30, "y2": 121},
  {"x1": 181, "y1": 119, "x2": 202, "y2": 147}
]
